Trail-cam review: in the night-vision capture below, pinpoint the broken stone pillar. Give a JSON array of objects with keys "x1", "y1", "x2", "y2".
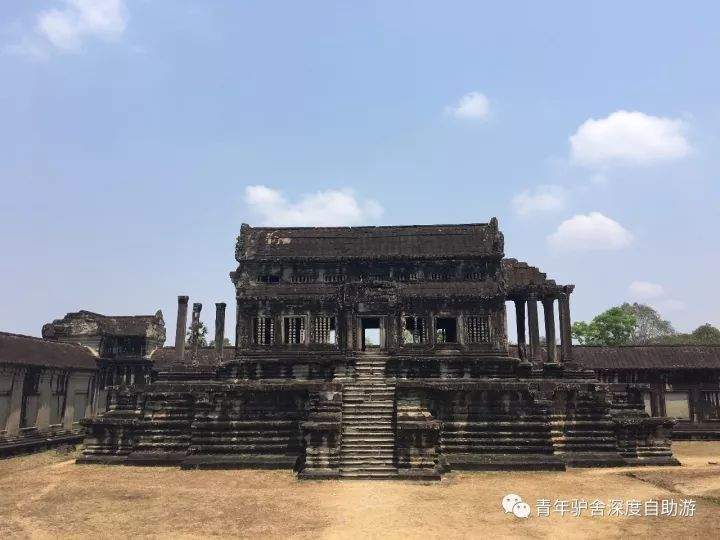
[
  {"x1": 527, "y1": 293, "x2": 540, "y2": 362},
  {"x1": 514, "y1": 299, "x2": 526, "y2": 360},
  {"x1": 191, "y1": 303, "x2": 202, "y2": 359},
  {"x1": 559, "y1": 289, "x2": 573, "y2": 362},
  {"x1": 175, "y1": 296, "x2": 189, "y2": 363},
  {"x1": 542, "y1": 297, "x2": 557, "y2": 363},
  {"x1": 215, "y1": 302, "x2": 226, "y2": 362}
]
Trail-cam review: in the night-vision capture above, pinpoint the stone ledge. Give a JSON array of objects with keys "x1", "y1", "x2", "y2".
[
  {"x1": 181, "y1": 454, "x2": 298, "y2": 470},
  {"x1": 446, "y1": 453, "x2": 566, "y2": 471},
  {"x1": 76, "y1": 454, "x2": 129, "y2": 465}
]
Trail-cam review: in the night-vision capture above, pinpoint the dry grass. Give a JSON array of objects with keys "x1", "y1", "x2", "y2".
[{"x1": 1, "y1": 442, "x2": 719, "y2": 539}]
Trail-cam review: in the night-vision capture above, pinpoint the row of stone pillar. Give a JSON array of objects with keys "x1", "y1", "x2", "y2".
[
  {"x1": 514, "y1": 290, "x2": 573, "y2": 363},
  {"x1": 2, "y1": 368, "x2": 94, "y2": 437},
  {"x1": 174, "y1": 296, "x2": 227, "y2": 363}
]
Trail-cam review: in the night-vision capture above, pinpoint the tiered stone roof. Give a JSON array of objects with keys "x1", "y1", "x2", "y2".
[
  {"x1": 236, "y1": 221, "x2": 504, "y2": 261},
  {"x1": 502, "y1": 258, "x2": 571, "y2": 299},
  {"x1": 42, "y1": 310, "x2": 166, "y2": 341}
]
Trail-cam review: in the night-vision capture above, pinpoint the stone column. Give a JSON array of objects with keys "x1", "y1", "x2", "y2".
[
  {"x1": 215, "y1": 302, "x2": 226, "y2": 362},
  {"x1": 35, "y1": 370, "x2": 54, "y2": 431},
  {"x1": 5, "y1": 368, "x2": 25, "y2": 436},
  {"x1": 62, "y1": 374, "x2": 80, "y2": 430},
  {"x1": 175, "y1": 296, "x2": 189, "y2": 363},
  {"x1": 527, "y1": 293, "x2": 540, "y2": 362},
  {"x1": 514, "y1": 299, "x2": 526, "y2": 360},
  {"x1": 542, "y1": 297, "x2": 557, "y2": 363},
  {"x1": 558, "y1": 289, "x2": 573, "y2": 362},
  {"x1": 191, "y1": 303, "x2": 202, "y2": 359}
]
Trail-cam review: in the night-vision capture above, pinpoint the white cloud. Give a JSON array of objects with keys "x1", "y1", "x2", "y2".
[
  {"x1": 629, "y1": 281, "x2": 665, "y2": 300},
  {"x1": 446, "y1": 92, "x2": 490, "y2": 120},
  {"x1": 36, "y1": 0, "x2": 127, "y2": 52},
  {"x1": 511, "y1": 184, "x2": 566, "y2": 217},
  {"x1": 244, "y1": 186, "x2": 384, "y2": 227},
  {"x1": 547, "y1": 212, "x2": 633, "y2": 251},
  {"x1": 570, "y1": 110, "x2": 691, "y2": 167}
]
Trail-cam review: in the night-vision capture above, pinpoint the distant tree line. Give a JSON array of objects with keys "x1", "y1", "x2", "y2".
[{"x1": 571, "y1": 303, "x2": 720, "y2": 346}]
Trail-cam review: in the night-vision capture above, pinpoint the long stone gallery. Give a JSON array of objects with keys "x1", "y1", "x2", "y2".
[{"x1": 67, "y1": 220, "x2": 679, "y2": 479}]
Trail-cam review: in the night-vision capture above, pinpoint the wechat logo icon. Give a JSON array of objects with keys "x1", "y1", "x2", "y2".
[{"x1": 502, "y1": 494, "x2": 532, "y2": 519}]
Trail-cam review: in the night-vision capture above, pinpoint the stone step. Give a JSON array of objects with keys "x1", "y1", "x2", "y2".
[
  {"x1": 343, "y1": 418, "x2": 393, "y2": 423},
  {"x1": 343, "y1": 407, "x2": 394, "y2": 413},
  {"x1": 343, "y1": 417, "x2": 393, "y2": 422},
  {"x1": 342, "y1": 446, "x2": 394, "y2": 452},
  {"x1": 343, "y1": 431, "x2": 394, "y2": 438},
  {"x1": 341, "y1": 453, "x2": 394, "y2": 459},
  {"x1": 343, "y1": 411, "x2": 393, "y2": 415},
  {"x1": 342, "y1": 421, "x2": 393, "y2": 427},
  {"x1": 344, "y1": 403, "x2": 393, "y2": 407},
  {"x1": 342, "y1": 426, "x2": 394, "y2": 432},
  {"x1": 343, "y1": 396, "x2": 394, "y2": 401},
  {"x1": 442, "y1": 435, "x2": 551, "y2": 443},
  {"x1": 345, "y1": 395, "x2": 394, "y2": 399},
  {"x1": 344, "y1": 388, "x2": 394, "y2": 393},
  {"x1": 339, "y1": 473, "x2": 399, "y2": 479},
  {"x1": 344, "y1": 388, "x2": 395, "y2": 393},
  {"x1": 340, "y1": 466, "x2": 397, "y2": 473},
  {"x1": 344, "y1": 389, "x2": 394, "y2": 394},
  {"x1": 341, "y1": 448, "x2": 394, "y2": 454},
  {"x1": 342, "y1": 437, "x2": 395, "y2": 443},
  {"x1": 341, "y1": 461, "x2": 395, "y2": 468}
]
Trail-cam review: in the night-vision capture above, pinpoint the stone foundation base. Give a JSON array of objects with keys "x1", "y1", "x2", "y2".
[
  {"x1": 396, "y1": 468, "x2": 443, "y2": 480},
  {"x1": 1, "y1": 432, "x2": 83, "y2": 458},
  {"x1": 124, "y1": 451, "x2": 188, "y2": 466},
  {"x1": 446, "y1": 453, "x2": 566, "y2": 471},
  {"x1": 297, "y1": 467, "x2": 341, "y2": 479},
  {"x1": 76, "y1": 454, "x2": 129, "y2": 465},
  {"x1": 563, "y1": 452, "x2": 627, "y2": 468},
  {"x1": 181, "y1": 454, "x2": 297, "y2": 470},
  {"x1": 623, "y1": 456, "x2": 681, "y2": 467}
]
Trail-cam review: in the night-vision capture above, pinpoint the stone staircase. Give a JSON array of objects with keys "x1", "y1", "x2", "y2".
[
  {"x1": 340, "y1": 351, "x2": 398, "y2": 479},
  {"x1": 127, "y1": 390, "x2": 194, "y2": 464}
]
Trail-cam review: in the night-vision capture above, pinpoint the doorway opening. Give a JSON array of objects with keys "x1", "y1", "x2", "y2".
[
  {"x1": 361, "y1": 317, "x2": 381, "y2": 350},
  {"x1": 435, "y1": 317, "x2": 458, "y2": 343}
]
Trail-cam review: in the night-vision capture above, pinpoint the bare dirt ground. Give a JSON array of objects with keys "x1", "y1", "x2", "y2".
[{"x1": 1, "y1": 442, "x2": 719, "y2": 539}]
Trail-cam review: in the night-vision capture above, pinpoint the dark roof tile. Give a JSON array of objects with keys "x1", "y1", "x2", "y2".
[
  {"x1": 0, "y1": 332, "x2": 98, "y2": 370},
  {"x1": 573, "y1": 345, "x2": 720, "y2": 370}
]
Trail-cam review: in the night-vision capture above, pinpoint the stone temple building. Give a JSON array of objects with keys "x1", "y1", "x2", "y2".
[
  {"x1": 0, "y1": 311, "x2": 165, "y2": 456},
  {"x1": 77, "y1": 220, "x2": 679, "y2": 479},
  {"x1": 572, "y1": 345, "x2": 720, "y2": 440}
]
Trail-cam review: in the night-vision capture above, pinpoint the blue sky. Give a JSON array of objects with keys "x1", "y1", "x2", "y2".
[{"x1": 1, "y1": 1, "x2": 718, "y2": 342}]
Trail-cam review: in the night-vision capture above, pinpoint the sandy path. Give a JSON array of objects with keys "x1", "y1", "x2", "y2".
[{"x1": 0, "y1": 442, "x2": 718, "y2": 539}]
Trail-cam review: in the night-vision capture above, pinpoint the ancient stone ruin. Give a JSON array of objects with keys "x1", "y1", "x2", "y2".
[{"x1": 78, "y1": 220, "x2": 678, "y2": 478}]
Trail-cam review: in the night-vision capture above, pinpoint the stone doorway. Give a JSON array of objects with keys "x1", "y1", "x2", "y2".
[{"x1": 360, "y1": 317, "x2": 382, "y2": 351}]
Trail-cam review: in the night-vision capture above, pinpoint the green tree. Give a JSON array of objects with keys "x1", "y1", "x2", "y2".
[
  {"x1": 186, "y1": 321, "x2": 208, "y2": 347},
  {"x1": 208, "y1": 337, "x2": 231, "y2": 347},
  {"x1": 571, "y1": 307, "x2": 637, "y2": 345},
  {"x1": 653, "y1": 323, "x2": 720, "y2": 345},
  {"x1": 619, "y1": 302, "x2": 675, "y2": 344},
  {"x1": 691, "y1": 323, "x2": 720, "y2": 344}
]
